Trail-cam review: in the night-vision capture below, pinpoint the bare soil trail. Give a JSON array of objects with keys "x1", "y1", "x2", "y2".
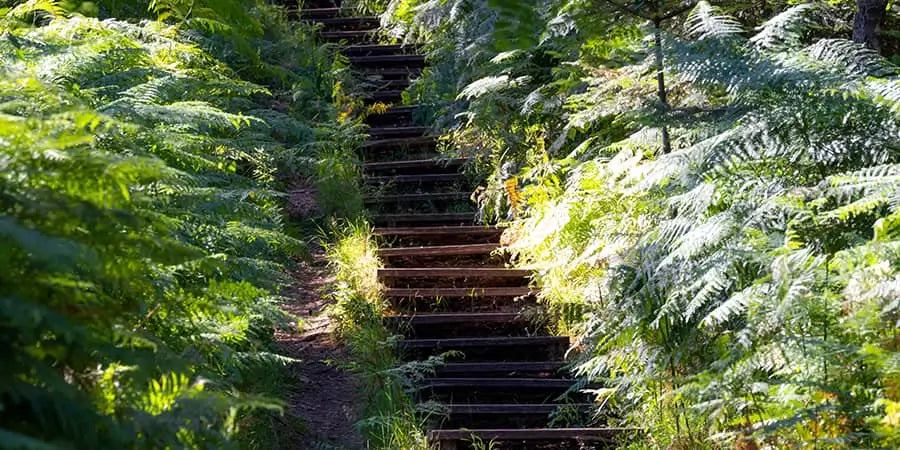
[{"x1": 275, "y1": 256, "x2": 365, "y2": 450}]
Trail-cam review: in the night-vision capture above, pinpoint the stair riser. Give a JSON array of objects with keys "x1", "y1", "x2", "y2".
[
  {"x1": 400, "y1": 342, "x2": 566, "y2": 363},
  {"x1": 421, "y1": 387, "x2": 575, "y2": 404},
  {"x1": 381, "y1": 277, "x2": 529, "y2": 289},
  {"x1": 375, "y1": 229, "x2": 504, "y2": 247},
  {"x1": 389, "y1": 322, "x2": 538, "y2": 339},
  {"x1": 382, "y1": 254, "x2": 507, "y2": 269}
]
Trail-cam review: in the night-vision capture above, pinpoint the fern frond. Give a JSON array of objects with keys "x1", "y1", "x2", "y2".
[{"x1": 685, "y1": 1, "x2": 743, "y2": 40}]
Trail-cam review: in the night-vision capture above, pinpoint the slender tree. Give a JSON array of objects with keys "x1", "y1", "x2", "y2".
[
  {"x1": 852, "y1": 0, "x2": 889, "y2": 50},
  {"x1": 602, "y1": 1, "x2": 698, "y2": 154}
]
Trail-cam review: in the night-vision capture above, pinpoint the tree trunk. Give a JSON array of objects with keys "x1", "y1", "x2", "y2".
[
  {"x1": 654, "y1": 20, "x2": 672, "y2": 155},
  {"x1": 852, "y1": 0, "x2": 889, "y2": 50}
]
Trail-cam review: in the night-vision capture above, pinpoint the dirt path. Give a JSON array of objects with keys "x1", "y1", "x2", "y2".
[{"x1": 275, "y1": 255, "x2": 365, "y2": 450}]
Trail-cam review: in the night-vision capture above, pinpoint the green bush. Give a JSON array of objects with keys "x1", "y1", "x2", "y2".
[{"x1": 0, "y1": 1, "x2": 356, "y2": 447}]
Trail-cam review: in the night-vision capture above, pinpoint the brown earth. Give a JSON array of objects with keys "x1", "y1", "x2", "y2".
[{"x1": 275, "y1": 255, "x2": 366, "y2": 450}]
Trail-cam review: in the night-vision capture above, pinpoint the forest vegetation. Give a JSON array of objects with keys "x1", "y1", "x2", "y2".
[
  {"x1": 0, "y1": 0, "x2": 363, "y2": 447},
  {"x1": 353, "y1": 0, "x2": 900, "y2": 448},
  {"x1": 1, "y1": 0, "x2": 898, "y2": 449}
]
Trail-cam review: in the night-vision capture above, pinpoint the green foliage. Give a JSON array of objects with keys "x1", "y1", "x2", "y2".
[
  {"x1": 323, "y1": 221, "x2": 430, "y2": 449},
  {"x1": 387, "y1": 0, "x2": 900, "y2": 448},
  {"x1": 0, "y1": 2, "x2": 353, "y2": 447}
]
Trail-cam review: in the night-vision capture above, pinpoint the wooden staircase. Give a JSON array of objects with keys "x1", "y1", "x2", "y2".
[{"x1": 295, "y1": 2, "x2": 631, "y2": 448}]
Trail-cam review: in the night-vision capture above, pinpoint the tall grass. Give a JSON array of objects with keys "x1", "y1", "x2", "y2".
[{"x1": 323, "y1": 220, "x2": 429, "y2": 449}]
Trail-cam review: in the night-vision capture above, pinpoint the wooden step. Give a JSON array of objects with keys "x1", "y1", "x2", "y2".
[
  {"x1": 365, "y1": 90, "x2": 403, "y2": 103},
  {"x1": 428, "y1": 428, "x2": 630, "y2": 444},
  {"x1": 421, "y1": 378, "x2": 574, "y2": 389},
  {"x1": 312, "y1": 16, "x2": 380, "y2": 28},
  {"x1": 367, "y1": 126, "x2": 430, "y2": 138},
  {"x1": 357, "y1": 67, "x2": 424, "y2": 78},
  {"x1": 349, "y1": 54, "x2": 427, "y2": 66},
  {"x1": 364, "y1": 105, "x2": 419, "y2": 127},
  {"x1": 434, "y1": 362, "x2": 568, "y2": 376},
  {"x1": 295, "y1": 7, "x2": 342, "y2": 19},
  {"x1": 320, "y1": 30, "x2": 373, "y2": 41},
  {"x1": 373, "y1": 226, "x2": 503, "y2": 237},
  {"x1": 385, "y1": 312, "x2": 523, "y2": 325},
  {"x1": 363, "y1": 158, "x2": 465, "y2": 171},
  {"x1": 362, "y1": 136, "x2": 436, "y2": 149},
  {"x1": 342, "y1": 44, "x2": 421, "y2": 56},
  {"x1": 379, "y1": 268, "x2": 529, "y2": 278},
  {"x1": 369, "y1": 105, "x2": 418, "y2": 116},
  {"x1": 443, "y1": 403, "x2": 590, "y2": 415},
  {"x1": 401, "y1": 336, "x2": 568, "y2": 350},
  {"x1": 364, "y1": 192, "x2": 470, "y2": 204},
  {"x1": 384, "y1": 287, "x2": 533, "y2": 298},
  {"x1": 372, "y1": 213, "x2": 474, "y2": 226},
  {"x1": 364, "y1": 79, "x2": 410, "y2": 90},
  {"x1": 378, "y1": 243, "x2": 499, "y2": 257},
  {"x1": 366, "y1": 173, "x2": 465, "y2": 184}
]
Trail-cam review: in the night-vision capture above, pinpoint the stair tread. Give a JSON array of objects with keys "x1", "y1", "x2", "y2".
[
  {"x1": 364, "y1": 192, "x2": 470, "y2": 203},
  {"x1": 402, "y1": 336, "x2": 568, "y2": 348},
  {"x1": 349, "y1": 54, "x2": 427, "y2": 64},
  {"x1": 442, "y1": 403, "x2": 591, "y2": 414},
  {"x1": 422, "y1": 378, "x2": 575, "y2": 388},
  {"x1": 379, "y1": 268, "x2": 529, "y2": 277},
  {"x1": 343, "y1": 44, "x2": 421, "y2": 52},
  {"x1": 435, "y1": 362, "x2": 568, "y2": 373},
  {"x1": 320, "y1": 30, "x2": 374, "y2": 39},
  {"x1": 427, "y1": 428, "x2": 633, "y2": 440},
  {"x1": 373, "y1": 226, "x2": 503, "y2": 236},
  {"x1": 378, "y1": 243, "x2": 499, "y2": 257},
  {"x1": 367, "y1": 173, "x2": 465, "y2": 183},
  {"x1": 312, "y1": 16, "x2": 380, "y2": 25},
  {"x1": 362, "y1": 136, "x2": 436, "y2": 148},
  {"x1": 384, "y1": 287, "x2": 533, "y2": 297},
  {"x1": 368, "y1": 125, "x2": 429, "y2": 133},
  {"x1": 372, "y1": 213, "x2": 474, "y2": 223},
  {"x1": 385, "y1": 312, "x2": 524, "y2": 324},
  {"x1": 363, "y1": 158, "x2": 466, "y2": 171}
]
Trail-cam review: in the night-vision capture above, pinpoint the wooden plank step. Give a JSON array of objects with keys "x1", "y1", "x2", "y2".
[
  {"x1": 402, "y1": 336, "x2": 568, "y2": 349},
  {"x1": 295, "y1": 8, "x2": 342, "y2": 19},
  {"x1": 373, "y1": 226, "x2": 503, "y2": 237},
  {"x1": 384, "y1": 287, "x2": 533, "y2": 298},
  {"x1": 372, "y1": 213, "x2": 474, "y2": 224},
  {"x1": 385, "y1": 312, "x2": 523, "y2": 325},
  {"x1": 370, "y1": 105, "x2": 418, "y2": 116},
  {"x1": 348, "y1": 54, "x2": 427, "y2": 65},
  {"x1": 428, "y1": 428, "x2": 630, "y2": 441},
  {"x1": 364, "y1": 192, "x2": 469, "y2": 204},
  {"x1": 442, "y1": 403, "x2": 590, "y2": 415},
  {"x1": 368, "y1": 126, "x2": 431, "y2": 140},
  {"x1": 366, "y1": 173, "x2": 464, "y2": 184},
  {"x1": 364, "y1": 79, "x2": 410, "y2": 89},
  {"x1": 421, "y1": 378, "x2": 574, "y2": 389},
  {"x1": 312, "y1": 16, "x2": 380, "y2": 27},
  {"x1": 342, "y1": 44, "x2": 421, "y2": 55},
  {"x1": 379, "y1": 268, "x2": 529, "y2": 278},
  {"x1": 365, "y1": 91, "x2": 403, "y2": 103},
  {"x1": 320, "y1": 30, "x2": 373, "y2": 41},
  {"x1": 367, "y1": 126, "x2": 430, "y2": 137},
  {"x1": 363, "y1": 158, "x2": 465, "y2": 171},
  {"x1": 357, "y1": 67, "x2": 424, "y2": 77},
  {"x1": 378, "y1": 243, "x2": 499, "y2": 257},
  {"x1": 362, "y1": 136, "x2": 436, "y2": 149},
  {"x1": 434, "y1": 362, "x2": 567, "y2": 375}
]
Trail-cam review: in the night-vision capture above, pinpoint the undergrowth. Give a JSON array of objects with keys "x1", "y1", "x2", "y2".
[
  {"x1": 0, "y1": 0, "x2": 363, "y2": 447},
  {"x1": 323, "y1": 220, "x2": 431, "y2": 449},
  {"x1": 371, "y1": 0, "x2": 900, "y2": 448}
]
